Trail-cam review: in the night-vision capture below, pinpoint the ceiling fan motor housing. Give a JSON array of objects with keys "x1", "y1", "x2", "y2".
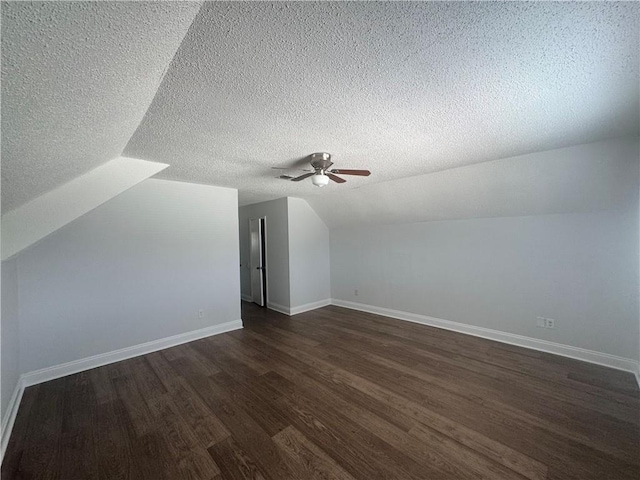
[{"x1": 310, "y1": 152, "x2": 333, "y2": 171}]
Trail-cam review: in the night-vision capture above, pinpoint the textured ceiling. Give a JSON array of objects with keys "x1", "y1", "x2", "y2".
[
  {"x1": 1, "y1": 1, "x2": 201, "y2": 213},
  {"x1": 125, "y1": 1, "x2": 639, "y2": 206},
  {"x1": 2, "y1": 1, "x2": 638, "y2": 221}
]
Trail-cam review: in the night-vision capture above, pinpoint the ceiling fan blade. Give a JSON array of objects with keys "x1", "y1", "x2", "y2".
[
  {"x1": 291, "y1": 172, "x2": 315, "y2": 182},
  {"x1": 329, "y1": 169, "x2": 371, "y2": 176},
  {"x1": 327, "y1": 173, "x2": 346, "y2": 184},
  {"x1": 272, "y1": 167, "x2": 311, "y2": 171}
]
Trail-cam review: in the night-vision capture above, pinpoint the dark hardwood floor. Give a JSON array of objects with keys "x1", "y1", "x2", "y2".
[{"x1": 3, "y1": 302, "x2": 639, "y2": 479}]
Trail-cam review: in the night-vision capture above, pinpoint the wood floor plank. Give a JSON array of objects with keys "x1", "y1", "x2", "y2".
[
  {"x1": 312, "y1": 317, "x2": 640, "y2": 424},
  {"x1": 177, "y1": 343, "x2": 222, "y2": 376},
  {"x1": 145, "y1": 350, "x2": 182, "y2": 390},
  {"x1": 111, "y1": 374, "x2": 156, "y2": 438},
  {"x1": 0, "y1": 385, "x2": 41, "y2": 479},
  {"x1": 190, "y1": 340, "x2": 266, "y2": 383},
  {"x1": 127, "y1": 356, "x2": 169, "y2": 400},
  {"x1": 13, "y1": 378, "x2": 66, "y2": 478},
  {"x1": 317, "y1": 306, "x2": 583, "y2": 381},
  {"x1": 284, "y1": 312, "x2": 638, "y2": 446},
  {"x1": 147, "y1": 349, "x2": 232, "y2": 448},
  {"x1": 280, "y1": 363, "x2": 546, "y2": 480},
  {"x1": 225, "y1": 330, "x2": 313, "y2": 381},
  {"x1": 245, "y1": 316, "x2": 637, "y2": 480},
  {"x1": 208, "y1": 436, "x2": 270, "y2": 480},
  {"x1": 282, "y1": 366, "x2": 542, "y2": 480},
  {"x1": 274, "y1": 393, "x2": 415, "y2": 480},
  {"x1": 319, "y1": 338, "x2": 639, "y2": 464},
  {"x1": 3, "y1": 301, "x2": 638, "y2": 480},
  {"x1": 324, "y1": 307, "x2": 639, "y2": 404},
  {"x1": 188, "y1": 372, "x2": 297, "y2": 480},
  {"x1": 210, "y1": 334, "x2": 273, "y2": 375},
  {"x1": 208, "y1": 371, "x2": 289, "y2": 437},
  {"x1": 168, "y1": 376, "x2": 232, "y2": 447},
  {"x1": 319, "y1": 350, "x2": 637, "y2": 480},
  {"x1": 89, "y1": 364, "x2": 119, "y2": 406},
  {"x1": 255, "y1": 340, "x2": 546, "y2": 480},
  {"x1": 129, "y1": 430, "x2": 178, "y2": 480},
  {"x1": 58, "y1": 372, "x2": 98, "y2": 479},
  {"x1": 146, "y1": 394, "x2": 222, "y2": 479},
  {"x1": 93, "y1": 399, "x2": 134, "y2": 480},
  {"x1": 159, "y1": 343, "x2": 187, "y2": 361},
  {"x1": 273, "y1": 426, "x2": 357, "y2": 480}
]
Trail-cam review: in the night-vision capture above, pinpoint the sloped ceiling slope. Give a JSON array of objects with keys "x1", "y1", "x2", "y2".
[
  {"x1": 1, "y1": 1, "x2": 202, "y2": 213},
  {"x1": 307, "y1": 137, "x2": 640, "y2": 229},
  {"x1": 125, "y1": 2, "x2": 639, "y2": 207}
]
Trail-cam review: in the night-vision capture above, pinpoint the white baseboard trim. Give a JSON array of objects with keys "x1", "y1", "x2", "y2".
[
  {"x1": 290, "y1": 299, "x2": 332, "y2": 316},
  {"x1": 266, "y1": 299, "x2": 331, "y2": 316},
  {"x1": 241, "y1": 294, "x2": 253, "y2": 302},
  {"x1": 331, "y1": 299, "x2": 640, "y2": 381},
  {"x1": 267, "y1": 301, "x2": 290, "y2": 316},
  {"x1": 1, "y1": 377, "x2": 25, "y2": 463},
  {"x1": 21, "y1": 319, "x2": 243, "y2": 388}
]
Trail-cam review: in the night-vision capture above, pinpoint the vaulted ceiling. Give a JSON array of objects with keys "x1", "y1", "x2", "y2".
[{"x1": 2, "y1": 2, "x2": 639, "y2": 219}]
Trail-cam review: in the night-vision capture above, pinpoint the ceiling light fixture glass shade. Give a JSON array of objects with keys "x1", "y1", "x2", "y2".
[{"x1": 311, "y1": 173, "x2": 329, "y2": 187}]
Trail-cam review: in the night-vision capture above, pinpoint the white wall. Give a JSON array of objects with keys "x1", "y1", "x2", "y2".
[
  {"x1": 239, "y1": 198, "x2": 290, "y2": 310},
  {"x1": 331, "y1": 209, "x2": 639, "y2": 361},
  {"x1": 15, "y1": 179, "x2": 241, "y2": 373},
  {"x1": 287, "y1": 197, "x2": 330, "y2": 310},
  {"x1": 1, "y1": 259, "x2": 20, "y2": 425}
]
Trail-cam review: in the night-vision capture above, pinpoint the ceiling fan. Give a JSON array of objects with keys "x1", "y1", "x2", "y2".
[{"x1": 276, "y1": 152, "x2": 371, "y2": 187}]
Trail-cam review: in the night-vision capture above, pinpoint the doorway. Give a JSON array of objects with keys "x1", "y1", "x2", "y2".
[{"x1": 249, "y1": 217, "x2": 267, "y2": 306}]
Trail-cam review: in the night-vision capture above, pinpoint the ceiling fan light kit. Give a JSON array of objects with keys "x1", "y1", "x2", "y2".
[
  {"x1": 285, "y1": 152, "x2": 371, "y2": 187},
  {"x1": 311, "y1": 173, "x2": 330, "y2": 187}
]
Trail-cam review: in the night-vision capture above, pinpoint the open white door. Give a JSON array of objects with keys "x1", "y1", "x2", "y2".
[{"x1": 249, "y1": 217, "x2": 266, "y2": 306}]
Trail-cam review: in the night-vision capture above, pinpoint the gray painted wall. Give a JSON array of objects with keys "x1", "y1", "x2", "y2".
[
  {"x1": 239, "y1": 198, "x2": 290, "y2": 309},
  {"x1": 1, "y1": 259, "x2": 19, "y2": 425},
  {"x1": 15, "y1": 179, "x2": 241, "y2": 373},
  {"x1": 288, "y1": 197, "x2": 331, "y2": 308},
  {"x1": 331, "y1": 209, "x2": 639, "y2": 360}
]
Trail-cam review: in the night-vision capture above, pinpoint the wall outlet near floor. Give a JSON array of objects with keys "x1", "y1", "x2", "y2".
[
  {"x1": 198, "y1": 309, "x2": 204, "y2": 318},
  {"x1": 536, "y1": 316, "x2": 555, "y2": 329}
]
